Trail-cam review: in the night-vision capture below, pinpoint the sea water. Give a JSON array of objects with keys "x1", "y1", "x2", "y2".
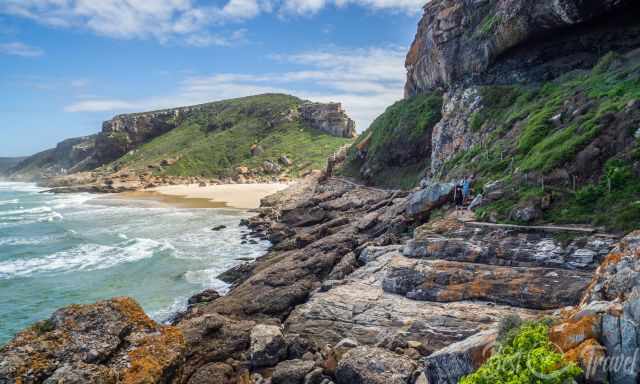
[{"x1": 0, "y1": 181, "x2": 270, "y2": 344}]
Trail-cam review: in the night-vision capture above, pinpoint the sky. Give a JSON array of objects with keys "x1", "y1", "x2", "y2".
[{"x1": 0, "y1": 0, "x2": 425, "y2": 157}]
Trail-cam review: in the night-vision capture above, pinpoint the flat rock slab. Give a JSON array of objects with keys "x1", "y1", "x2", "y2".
[{"x1": 382, "y1": 256, "x2": 593, "y2": 310}]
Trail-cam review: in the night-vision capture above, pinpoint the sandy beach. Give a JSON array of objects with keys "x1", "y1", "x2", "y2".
[{"x1": 122, "y1": 183, "x2": 291, "y2": 209}]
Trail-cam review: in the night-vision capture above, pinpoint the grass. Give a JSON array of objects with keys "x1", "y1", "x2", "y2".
[
  {"x1": 438, "y1": 52, "x2": 640, "y2": 231},
  {"x1": 110, "y1": 94, "x2": 353, "y2": 178},
  {"x1": 341, "y1": 93, "x2": 442, "y2": 188}
]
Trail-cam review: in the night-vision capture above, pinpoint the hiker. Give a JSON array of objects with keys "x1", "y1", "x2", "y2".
[
  {"x1": 462, "y1": 176, "x2": 471, "y2": 202},
  {"x1": 454, "y1": 182, "x2": 464, "y2": 214}
]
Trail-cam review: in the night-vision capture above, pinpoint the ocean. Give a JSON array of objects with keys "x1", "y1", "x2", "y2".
[{"x1": 0, "y1": 181, "x2": 270, "y2": 345}]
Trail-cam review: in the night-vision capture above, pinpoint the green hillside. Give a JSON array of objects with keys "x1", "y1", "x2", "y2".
[
  {"x1": 109, "y1": 94, "x2": 353, "y2": 179},
  {"x1": 341, "y1": 52, "x2": 640, "y2": 231}
]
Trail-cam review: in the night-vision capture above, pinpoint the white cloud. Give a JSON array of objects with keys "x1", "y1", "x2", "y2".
[
  {"x1": 0, "y1": 41, "x2": 44, "y2": 57},
  {"x1": 1, "y1": 0, "x2": 423, "y2": 45},
  {"x1": 64, "y1": 99, "x2": 138, "y2": 113},
  {"x1": 185, "y1": 28, "x2": 248, "y2": 47},
  {"x1": 64, "y1": 46, "x2": 407, "y2": 131}
]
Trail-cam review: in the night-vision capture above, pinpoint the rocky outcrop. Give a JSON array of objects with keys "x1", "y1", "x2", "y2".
[
  {"x1": 95, "y1": 108, "x2": 189, "y2": 163},
  {"x1": 0, "y1": 297, "x2": 185, "y2": 384},
  {"x1": 382, "y1": 256, "x2": 592, "y2": 309},
  {"x1": 404, "y1": 220, "x2": 615, "y2": 270},
  {"x1": 405, "y1": 0, "x2": 640, "y2": 95},
  {"x1": 285, "y1": 245, "x2": 538, "y2": 353},
  {"x1": 551, "y1": 232, "x2": 640, "y2": 384},
  {"x1": 335, "y1": 346, "x2": 416, "y2": 384},
  {"x1": 298, "y1": 102, "x2": 356, "y2": 138},
  {"x1": 421, "y1": 330, "x2": 496, "y2": 384}
]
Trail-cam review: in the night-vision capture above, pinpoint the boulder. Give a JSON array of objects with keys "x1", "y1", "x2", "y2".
[
  {"x1": 263, "y1": 160, "x2": 282, "y2": 174},
  {"x1": 187, "y1": 362, "x2": 235, "y2": 384},
  {"x1": 272, "y1": 359, "x2": 316, "y2": 384},
  {"x1": 251, "y1": 144, "x2": 265, "y2": 156},
  {"x1": 509, "y1": 204, "x2": 542, "y2": 223},
  {"x1": 188, "y1": 289, "x2": 221, "y2": 305},
  {"x1": 279, "y1": 155, "x2": 294, "y2": 166},
  {"x1": 422, "y1": 330, "x2": 496, "y2": 384},
  {"x1": 335, "y1": 346, "x2": 416, "y2": 384},
  {"x1": 236, "y1": 166, "x2": 250, "y2": 174},
  {"x1": 0, "y1": 297, "x2": 185, "y2": 384},
  {"x1": 177, "y1": 312, "x2": 254, "y2": 381},
  {"x1": 250, "y1": 324, "x2": 287, "y2": 367},
  {"x1": 405, "y1": 183, "x2": 454, "y2": 217}
]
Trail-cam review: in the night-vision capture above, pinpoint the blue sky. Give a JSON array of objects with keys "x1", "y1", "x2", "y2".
[{"x1": 0, "y1": 0, "x2": 424, "y2": 157}]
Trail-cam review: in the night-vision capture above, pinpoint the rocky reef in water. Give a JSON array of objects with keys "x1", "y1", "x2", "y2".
[{"x1": 3, "y1": 0, "x2": 640, "y2": 383}]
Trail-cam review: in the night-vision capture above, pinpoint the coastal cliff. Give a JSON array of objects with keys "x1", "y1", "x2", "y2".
[
  {"x1": 8, "y1": 94, "x2": 355, "y2": 184},
  {"x1": 2, "y1": 0, "x2": 640, "y2": 383}
]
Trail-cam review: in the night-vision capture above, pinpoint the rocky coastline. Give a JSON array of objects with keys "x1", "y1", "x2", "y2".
[
  {"x1": 3, "y1": 0, "x2": 640, "y2": 383},
  {"x1": 1, "y1": 170, "x2": 632, "y2": 384}
]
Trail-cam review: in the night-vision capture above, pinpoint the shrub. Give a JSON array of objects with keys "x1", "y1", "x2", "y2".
[{"x1": 460, "y1": 321, "x2": 582, "y2": 384}]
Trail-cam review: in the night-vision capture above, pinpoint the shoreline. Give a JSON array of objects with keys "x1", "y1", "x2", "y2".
[{"x1": 113, "y1": 183, "x2": 291, "y2": 210}]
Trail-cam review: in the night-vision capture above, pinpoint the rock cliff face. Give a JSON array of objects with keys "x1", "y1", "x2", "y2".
[
  {"x1": 95, "y1": 108, "x2": 190, "y2": 164},
  {"x1": 298, "y1": 102, "x2": 357, "y2": 138},
  {"x1": 405, "y1": 0, "x2": 640, "y2": 95},
  {"x1": 10, "y1": 94, "x2": 356, "y2": 183}
]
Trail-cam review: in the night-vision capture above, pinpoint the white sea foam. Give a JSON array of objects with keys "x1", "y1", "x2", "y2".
[
  {"x1": 0, "y1": 182, "x2": 45, "y2": 193},
  {"x1": 0, "y1": 238, "x2": 173, "y2": 279},
  {"x1": 50, "y1": 194, "x2": 96, "y2": 209},
  {"x1": 0, "y1": 199, "x2": 19, "y2": 205},
  {"x1": 0, "y1": 206, "x2": 52, "y2": 217}
]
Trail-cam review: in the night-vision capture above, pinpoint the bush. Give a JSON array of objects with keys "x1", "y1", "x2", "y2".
[{"x1": 460, "y1": 321, "x2": 581, "y2": 384}]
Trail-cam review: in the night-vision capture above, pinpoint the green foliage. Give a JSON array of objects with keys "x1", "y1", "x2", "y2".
[
  {"x1": 477, "y1": 14, "x2": 501, "y2": 36},
  {"x1": 497, "y1": 315, "x2": 523, "y2": 344},
  {"x1": 592, "y1": 51, "x2": 623, "y2": 74},
  {"x1": 547, "y1": 159, "x2": 640, "y2": 232},
  {"x1": 111, "y1": 94, "x2": 352, "y2": 178},
  {"x1": 341, "y1": 93, "x2": 442, "y2": 189},
  {"x1": 32, "y1": 319, "x2": 54, "y2": 335},
  {"x1": 366, "y1": 93, "x2": 442, "y2": 160},
  {"x1": 461, "y1": 321, "x2": 581, "y2": 384}
]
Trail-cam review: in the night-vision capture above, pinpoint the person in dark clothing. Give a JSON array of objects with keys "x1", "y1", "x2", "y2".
[{"x1": 454, "y1": 183, "x2": 464, "y2": 213}]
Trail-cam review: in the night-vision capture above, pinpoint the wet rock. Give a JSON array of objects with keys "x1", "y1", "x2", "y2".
[
  {"x1": 188, "y1": 289, "x2": 221, "y2": 305},
  {"x1": 335, "y1": 346, "x2": 416, "y2": 384},
  {"x1": 217, "y1": 262, "x2": 255, "y2": 286},
  {"x1": 250, "y1": 324, "x2": 287, "y2": 368},
  {"x1": 272, "y1": 359, "x2": 316, "y2": 384},
  {"x1": 211, "y1": 225, "x2": 227, "y2": 231}
]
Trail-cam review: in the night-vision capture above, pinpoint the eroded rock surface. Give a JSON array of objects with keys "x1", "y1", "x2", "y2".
[
  {"x1": 405, "y1": 0, "x2": 639, "y2": 95},
  {"x1": 0, "y1": 297, "x2": 185, "y2": 384}
]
